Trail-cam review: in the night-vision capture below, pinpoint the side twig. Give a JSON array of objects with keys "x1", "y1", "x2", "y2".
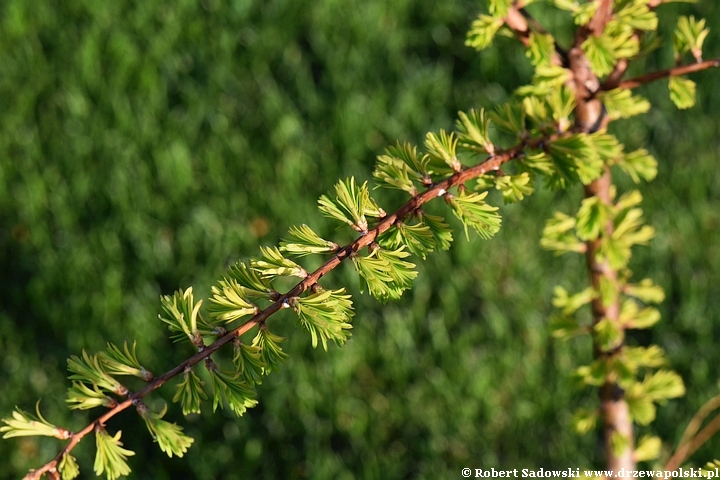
[
  {"x1": 607, "y1": 58, "x2": 720, "y2": 90},
  {"x1": 23, "y1": 132, "x2": 562, "y2": 480},
  {"x1": 664, "y1": 394, "x2": 720, "y2": 472},
  {"x1": 518, "y1": 7, "x2": 570, "y2": 66},
  {"x1": 505, "y1": 7, "x2": 567, "y2": 67}
]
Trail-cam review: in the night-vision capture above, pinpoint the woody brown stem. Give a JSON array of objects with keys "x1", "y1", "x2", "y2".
[
  {"x1": 505, "y1": 7, "x2": 566, "y2": 67},
  {"x1": 570, "y1": 0, "x2": 635, "y2": 475},
  {"x1": 584, "y1": 171, "x2": 635, "y2": 476},
  {"x1": 665, "y1": 395, "x2": 720, "y2": 472},
  {"x1": 22, "y1": 132, "x2": 563, "y2": 480},
  {"x1": 608, "y1": 58, "x2": 720, "y2": 90},
  {"x1": 665, "y1": 414, "x2": 720, "y2": 472}
]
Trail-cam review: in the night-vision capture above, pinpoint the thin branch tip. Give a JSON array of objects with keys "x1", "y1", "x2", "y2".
[{"x1": 610, "y1": 57, "x2": 720, "y2": 90}]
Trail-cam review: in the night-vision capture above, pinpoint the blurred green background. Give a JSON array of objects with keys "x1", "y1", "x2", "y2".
[{"x1": 1, "y1": 0, "x2": 719, "y2": 478}]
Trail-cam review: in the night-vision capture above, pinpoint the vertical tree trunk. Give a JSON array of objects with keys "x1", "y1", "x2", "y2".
[
  {"x1": 584, "y1": 172, "x2": 635, "y2": 476},
  {"x1": 569, "y1": 0, "x2": 636, "y2": 471}
]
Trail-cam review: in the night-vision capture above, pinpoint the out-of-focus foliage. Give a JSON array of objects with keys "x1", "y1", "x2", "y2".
[{"x1": 0, "y1": 1, "x2": 719, "y2": 479}]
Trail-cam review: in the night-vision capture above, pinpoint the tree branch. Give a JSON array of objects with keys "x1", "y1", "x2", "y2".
[
  {"x1": 584, "y1": 170, "x2": 635, "y2": 476},
  {"x1": 587, "y1": 0, "x2": 614, "y2": 38},
  {"x1": 664, "y1": 394, "x2": 720, "y2": 472},
  {"x1": 665, "y1": 414, "x2": 720, "y2": 472},
  {"x1": 23, "y1": 132, "x2": 562, "y2": 480},
  {"x1": 598, "y1": 0, "x2": 658, "y2": 90},
  {"x1": 570, "y1": 1, "x2": 635, "y2": 476},
  {"x1": 573, "y1": 0, "x2": 613, "y2": 51},
  {"x1": 607, "y1": 58, "x2": 720, "y2": 90},
  {"x1": 519, "y1": 7, "x2": 569, "y2": 66},
  {"x1": 504, "y1": 7, "x2": 567, "y2": 67}
]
